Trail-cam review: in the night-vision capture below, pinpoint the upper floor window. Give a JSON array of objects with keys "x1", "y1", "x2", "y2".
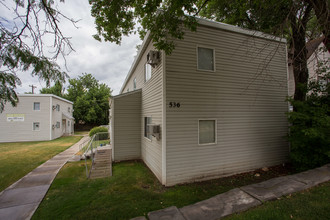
[
  {"x1": 197, "y1": 47, "x2": 215, "y2": 71},
  {"x1": 133, "y1": 78, "x2": 137, "y2": 90},
  {"x1": 56, "y1": 104, "x2": 60, "y2": 111},
  {"x1": 145, "y1": 63, "x2": 151, "y2": 82},
  {"x1": 33, "y1": 102, "x2": 40, "y2": 111}
]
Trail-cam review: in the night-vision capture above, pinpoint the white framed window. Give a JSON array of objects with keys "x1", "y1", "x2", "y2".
[
  {"x1": 56, "y1": 121, "x2": 60, "y2": 128},
  {"x1": 133, "y1": 78, "x2": 137, "y2": 90},
  {"x1": 144, "y1": 117, "x2": 152, "y2": 140},
  {"x1": 197, "y1": 46, "x2": 215, "y2": 71},
  {"x1": 33, "y1": 122, "x2": 40, "y2": 131},
  {"x1": 198, "y1": 119, "x2": 217, "y2": 145},
  {"x1": 56, "y1": 104, "x2": 60, "y2": 111},
  {"x1": 127, "y1": 88, "x2": 130, "y2": 92},
  {"x1": 145, "y1": 63, "x2": 152, "y2": 82},
  {"x1": 33, "y1": 102, "x2": 40, "y2": 111}
]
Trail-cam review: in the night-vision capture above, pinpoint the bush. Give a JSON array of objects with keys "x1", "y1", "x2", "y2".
[
  {"x1": 89, "y1": 126, "x2": 108, "y2": 137},
  {"x1": 288, "y1": 72, "x2": 330, "y2": 171}
]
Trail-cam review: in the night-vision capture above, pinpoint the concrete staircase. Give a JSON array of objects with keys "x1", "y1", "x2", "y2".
[{"x1": 89, "y1": 147, "x2": 112, "y2": 179}]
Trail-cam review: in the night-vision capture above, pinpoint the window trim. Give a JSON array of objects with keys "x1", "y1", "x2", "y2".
[
  {"x1": 33, "y1": 122, "x2": 40, "y2": 131},
  {"x1": 33, "y1": 102, "x2": 40, "y2": 111},
  {"x1": 198, "y1": 119, "x2": 217, "y2": 146},
  {"x1": 196, "y1": 46, "x2": 216, "y2": 72},
  {"x1": 144, "y1": 116, "x2": 152, "y2": 141},
  {"x1": 145, "y1": 62, "x2": 152, "y2": 82}
]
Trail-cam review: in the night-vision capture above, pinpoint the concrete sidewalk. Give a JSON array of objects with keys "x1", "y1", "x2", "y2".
[
  {"x1": 132, "y1": 164, "x2": 330, "y2": 220},
  {"x1": 0, "y1": 135, "x2": 90, "y2": 220}
]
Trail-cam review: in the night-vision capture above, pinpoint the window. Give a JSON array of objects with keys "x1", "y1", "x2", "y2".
[
  {"x1": 68, "y1": 121, "x2": 70, "y2": 126},
  {"x1": 197, "y1": 47, "x2": 215, "y2": 71},
  {"x1": 144, "y1": 117, "x2": 152, "y2": 140},
  {"x1": 199, "y1": 120, "x2": 216, "y2": 145},
  {"x1": 133, "y1": 78, "x2": 137, "y2": 90},
  {"x1": 56, "y1": 104, "x2": 60, "y2": 111},
  {"x1": 33, "y1": 102, "x2": 40, "y2": 111},
  {"x1": 145, "y1": 63, "x2": 151, "y2": 82},
  {"x1": 33, "y1": 122, "x2": 40, "y2": 131},
  {"x1": 127, "y1": 88, "x2": 130, "y2": 92},
  {"x1": 56, "y1": 121, "x2": 60, "y2": 128}
]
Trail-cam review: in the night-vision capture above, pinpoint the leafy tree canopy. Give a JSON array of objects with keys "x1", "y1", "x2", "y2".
[
  {"x1": 0, "y1": 0, "x2": 77, "y2": 112},
  {"x1": 66, "y1": 73, "x2": 112, "y2": 126},
  {"x1": 40, "y1": 81, "x2": 65, "y2": 97}
]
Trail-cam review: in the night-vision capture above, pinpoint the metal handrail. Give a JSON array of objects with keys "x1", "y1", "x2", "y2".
[{"x1": 83, "y1": 132, "x2": 110, "y2": 178}]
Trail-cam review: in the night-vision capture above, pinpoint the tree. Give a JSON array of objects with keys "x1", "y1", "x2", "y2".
[
  {"x1": 0, "y1": 0, "x2": 77, "y2": 112},
  {"x1": 66, "y1": 73, "x2": 112, "y2": 126},
  {"x1": 40, "y1": 81, "x2": 65, "y2": 97},
  {"x1": 89, "y1": 0, "x2": 329, "y2": 102}
]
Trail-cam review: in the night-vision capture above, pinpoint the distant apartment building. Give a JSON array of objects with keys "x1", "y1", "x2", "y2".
[{"x1": 0, "y1": 94, "x2": 74, "y2": 142}]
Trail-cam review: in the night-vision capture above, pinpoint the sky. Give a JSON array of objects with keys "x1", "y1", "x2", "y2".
[{"x1": 2, "y1": 0, "x2": 141, "y2": 96}]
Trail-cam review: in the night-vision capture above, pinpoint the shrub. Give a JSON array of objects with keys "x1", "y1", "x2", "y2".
[
  {"x1": 89, "y1": 126, "x2": 108, "y2": 137},
  {"x1": 288, "y1": 71, "x2": 330, "y2": 171}
]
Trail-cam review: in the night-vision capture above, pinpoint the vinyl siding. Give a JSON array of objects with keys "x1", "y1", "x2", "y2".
[
  {"x1": 112, "y1": 90, "x2": 142, "y2": 161},
  {"x1": 165, "y1": 25, "x2": 289, "y2": 186},
  {"x1": 51, "y1": 97, "x2": 74, "y2": 139},
  {"x1": 121, "y1": 41, "x2": 163, "y2": 182},
  {"x1": 0, "y1": 96, "x2": 51, "y2": 142}
]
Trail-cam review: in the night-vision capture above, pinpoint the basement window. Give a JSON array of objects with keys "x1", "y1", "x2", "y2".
[
  {"x1": 144, "y1": 117, "x2": 152, "y2": 140},
  {"x1": 197, "y1": 47, "x2": 215, "y2": 71},
  {"x1": 198, "y1": 119, "x2": 216, "y2": 145},
  {"x1": 33, "y1": 122, "x2": 40, "y2": 131}
]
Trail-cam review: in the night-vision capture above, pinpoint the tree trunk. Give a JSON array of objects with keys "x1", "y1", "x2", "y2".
[{"x1": 290, "y1": 3, "x2": 313, "y2": 102}]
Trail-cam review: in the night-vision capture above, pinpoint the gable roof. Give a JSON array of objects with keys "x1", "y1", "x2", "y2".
[{"x1": 119, "y1": 17, "x2": 287, "y2": 94}]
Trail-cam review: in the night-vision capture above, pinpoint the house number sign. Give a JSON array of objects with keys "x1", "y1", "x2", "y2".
[{"x1": 169, "y1": 102, "x2": 180, "y2": 108}]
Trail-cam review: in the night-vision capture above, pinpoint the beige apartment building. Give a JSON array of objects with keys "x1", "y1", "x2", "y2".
[
  {"x1": 110, "y1": 17, "x2": 289, "y2": 186},
  {"x1": 0, "y1": 94, "x2": 74, "y2": 142}
]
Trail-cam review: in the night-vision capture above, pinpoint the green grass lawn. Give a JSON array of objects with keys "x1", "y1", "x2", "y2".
[
  {"x1": 0, "y1": 136, "x2": 82, "y2": 192},
  {"x1": 226, "y1": 181, "x2": 330, "y2": 220},
  {"x1": 74, "y1": 131, "x2": 89, "y2": 136},
  {"x1": 33, "y1": 161, "x2": 294, "y2": 220}
]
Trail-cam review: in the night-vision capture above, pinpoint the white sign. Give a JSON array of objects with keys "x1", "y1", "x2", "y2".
[{"x1": 7, "y1": 114, "x2": 25, "y2": 122}]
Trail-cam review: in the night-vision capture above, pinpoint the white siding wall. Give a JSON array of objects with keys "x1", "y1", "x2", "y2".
[
  {"x1": 112, "y1": 90, "x2": 141, "y2": 161},
  {"x1": 165, "y1": 25, "x2": 289, "y2": 186},
  {"x1": 0, "y1": 96, "x2": 51, "y2": 142},
  {"x1": 122, "y1": 42, "x2": 163, "y2": 182},
  {"x1": 51, "y1": 97, "x2": 74, "y2": 139}
]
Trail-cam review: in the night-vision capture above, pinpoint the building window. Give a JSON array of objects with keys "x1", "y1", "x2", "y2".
[
  {"x1": 199, "y1": 119, "x2": 216, "y2": 145},
  {"x1": 144, "y1": 117, "x2": 152, "y2": 140},
  {"x1": 33, "y1": 102, "x2": 40, "y2": 111},
  {"x1": 133, "y1": 78, "x2": 137, "y2": 90},
  {"x1": 56, "y1": 121, "x2": 60, "y2": 128},
  {"x1": 127, "y1": 88, "x2": 130, "y2": 92},
  {"x1": 197, "y1": 47, "x2": 215, "y2": 71},
  {"x1": 33, "y1": 122, "x2": 40, "y2": 131},
  {"x1": 56, "y1": 104, "x2": 60, "y2": 111},
  {"x1": 68, "y1": 121, "x2": 70, "y2": 126},
  {"x1": 145, "y1": 63, "x2": 151, "y2": 82}
]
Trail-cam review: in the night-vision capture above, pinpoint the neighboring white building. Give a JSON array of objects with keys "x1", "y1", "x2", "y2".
[
  {"x1": 110, "y1": 17, "x2": 289, "y2": 186},
  {"x1": 0, "y1": 94, "x2": 74, "y2": 142}
]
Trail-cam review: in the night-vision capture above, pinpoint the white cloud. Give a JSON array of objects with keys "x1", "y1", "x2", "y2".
[{"x1": 6, "y1": 0, "x2": 141, "y2": 95}]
